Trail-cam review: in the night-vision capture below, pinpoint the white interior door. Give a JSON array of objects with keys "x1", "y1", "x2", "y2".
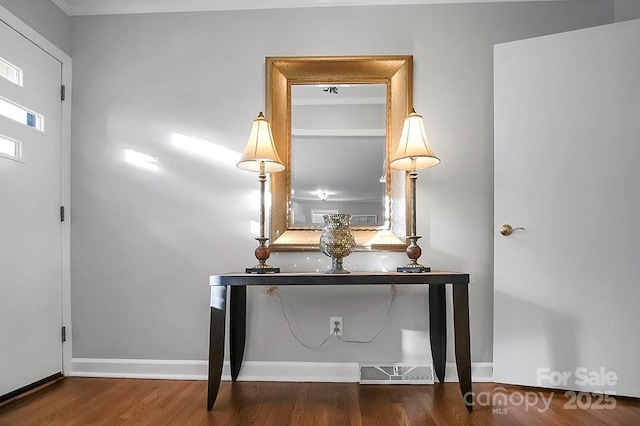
[
  {"x1": 494, "y1": 19, "x2": 640, "y2": 398},
  {"x1": 0, "y1": 19, "x2": 63, "y2": 396}
]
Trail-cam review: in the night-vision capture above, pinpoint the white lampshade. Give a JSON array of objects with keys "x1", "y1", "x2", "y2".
[
  {"x1": 236, "y1": 112, "x2": 285, "y2": 173},
  {"x1": 389, "y1": 109, "x2": 440, "y2": 171}
]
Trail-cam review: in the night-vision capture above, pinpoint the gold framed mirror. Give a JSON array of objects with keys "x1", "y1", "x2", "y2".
[{"x1": 266, "y1": 56, "x2": 412, "y2": 252}]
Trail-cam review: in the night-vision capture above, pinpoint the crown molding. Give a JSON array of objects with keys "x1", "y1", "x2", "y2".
[
  {"x1": 51, "y1": 0, "x2": 572, "y2": 17},
  {"x1": 50, "y1": 0, "x2": 72, "y2": 15}
]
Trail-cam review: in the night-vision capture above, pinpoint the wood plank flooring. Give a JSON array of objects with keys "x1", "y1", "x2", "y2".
[{"x1": 0, "y1": 378, "x2": 638, "y2": 425}]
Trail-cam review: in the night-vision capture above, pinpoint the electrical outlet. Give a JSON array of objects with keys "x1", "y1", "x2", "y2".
[{"x1": 330, "y1": 316, "x2": 343, "y2": 336}]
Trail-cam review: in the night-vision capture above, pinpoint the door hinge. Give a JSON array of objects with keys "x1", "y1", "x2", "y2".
[
  {"x1": 61, "y1": 326, "x2": 67, "y2": 343},
  {"x1": 61, "y1": 85, "x2": 66, "y2": 101},
  {"x1": 60, "y1": 206, "x2": 65, "y2": 222}
]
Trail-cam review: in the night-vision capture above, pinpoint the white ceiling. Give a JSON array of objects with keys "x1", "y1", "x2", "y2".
[{"x1": 51, "y1": 0, "x2": 574, "y2": 16}]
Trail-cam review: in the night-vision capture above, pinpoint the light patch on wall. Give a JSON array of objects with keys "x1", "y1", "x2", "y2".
[
  {"x1": 171, "y1": 132, "x2": 240, "y2": 166},
  {"x1": 250, "y1": 220, "x2": 260, "y2": 237},
  {"x1": 124, "y1": 149, "x2": 159, "y2": 172},
  {"x1": 401, "y1": 329, "x2": 430, "y2": 363}
]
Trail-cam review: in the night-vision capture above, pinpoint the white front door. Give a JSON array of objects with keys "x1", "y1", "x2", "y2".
[
  {"x1": 0, "y1": 19, "x2": 64, "y2": 396},
  {"x1": 494, "y1": 19, "x2": 640, "y2": 398}
]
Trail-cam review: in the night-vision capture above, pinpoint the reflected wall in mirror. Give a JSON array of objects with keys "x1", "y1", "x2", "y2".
[
  {"x1": 291, "y1": 83, "x2": 386, "y2": 227},
  {"x1": 266, "y1": 56, "x2": 413, "y2": 252}
]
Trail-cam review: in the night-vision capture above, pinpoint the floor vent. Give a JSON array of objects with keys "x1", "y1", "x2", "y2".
[{"x1": 359, "y1": 363, "x2": 434, "y2": 385}]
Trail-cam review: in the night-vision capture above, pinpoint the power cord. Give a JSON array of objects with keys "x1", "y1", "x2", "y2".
[
  {"x1": 336, "y1": 285, "x2": 396, "y2": 344},
  {"x1": 272, "y1": 290, "x2": 337, "y2": 349},
  {"x1": 264, "y1": 284, "x2": 396, "y2": 348}
]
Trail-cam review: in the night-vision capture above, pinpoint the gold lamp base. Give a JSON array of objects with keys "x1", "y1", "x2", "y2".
[
  {"x1": 397, "y1": 236, "x2": 431, "y2": 273},
  {"x1": 397, "y1": 265, "x2": 431, "y2": 273},
  {"x1": 246, "y1": 266, "x2": 280, "y2": 274},
  {"x1": 246, "y1": 237, "x2": 280, "y2": 274}
]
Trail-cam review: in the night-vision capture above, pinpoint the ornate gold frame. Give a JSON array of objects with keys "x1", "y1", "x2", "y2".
[{"x1": 266, "y1": 56, "x2": 412, "y2": 252}]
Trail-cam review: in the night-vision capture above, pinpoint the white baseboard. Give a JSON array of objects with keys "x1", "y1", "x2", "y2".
[
  {"x1": 70, "y1": 358, "x2": 493, "y2": 383},
  {"x1": 70, "y1": 358, "x2": 209, "y2": 380},
  {"x1": 234, "y1": 361, "x2": 360, "y2": 382},
  {"x1": 445, "y1": 362, "x2": 493, "y2": 382}
]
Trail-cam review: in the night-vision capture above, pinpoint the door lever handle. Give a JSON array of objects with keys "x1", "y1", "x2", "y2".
[{"x1": 500, "y1": 224, "x2": 525, "y2": 236}]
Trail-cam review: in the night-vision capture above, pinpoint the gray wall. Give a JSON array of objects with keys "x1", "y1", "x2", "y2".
[
  {"x1": 615, "y1": 0, "x2": 640, "y2": 21},
  {"x1": 69, "y1": 2, "x2": 613, "y2": 364},
  {"x1": 0, "y1": 0, "x2": 70, "y2": 55}
]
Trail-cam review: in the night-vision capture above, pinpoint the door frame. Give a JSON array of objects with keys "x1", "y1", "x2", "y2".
[{"x1": 1, "y1": 5, "x2": 72, "y2": 376}]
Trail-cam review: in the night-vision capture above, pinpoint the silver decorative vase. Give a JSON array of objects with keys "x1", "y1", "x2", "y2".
[{"x1": 319, "y1": 214, "x2": 356, "y2": 274}]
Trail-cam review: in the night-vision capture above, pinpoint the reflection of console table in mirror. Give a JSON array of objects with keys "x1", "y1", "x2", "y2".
[{"x1": 207, "y1": 272, "x2": 472, "y2": 411}]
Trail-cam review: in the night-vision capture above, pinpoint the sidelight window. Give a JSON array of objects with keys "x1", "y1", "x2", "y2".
[
  {"x1": 0, "y1": 134, "x2": 21, "y2": 161},
  {"x1": 0, "y1": 96, "x2": 44, "y2": 131},
  {"x1": 0, "y1": 57, "x2": 23, "y2": 86}
]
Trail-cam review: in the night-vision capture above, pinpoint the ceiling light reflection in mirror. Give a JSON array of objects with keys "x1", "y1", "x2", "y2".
[{"x1": 290, "y1": 83, "x2": 387, "y2": 228}]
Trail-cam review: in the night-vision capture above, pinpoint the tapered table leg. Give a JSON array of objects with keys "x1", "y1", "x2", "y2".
[
  {"x1": 453, "y1": 283, "x2": 473, "y2": 411},
  {"x1": 429, "y1": 284, "x2": 447, "y2": 383},
  {"x1": 207, "y1": 286, "x2": 227, "y2": 410},
  {"x1": 230, "y1": 286, "x2": 247, "y2": 381}
]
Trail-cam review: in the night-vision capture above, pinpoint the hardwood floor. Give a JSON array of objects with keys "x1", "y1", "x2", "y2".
[{"x1": 0, "y1": 378, "x2": 638, "y2": 425}]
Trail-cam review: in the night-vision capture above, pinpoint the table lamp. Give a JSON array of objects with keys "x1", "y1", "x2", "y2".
[
  {"x1": 389, "y1": 109, "x2": 440, "y2": 272},
  {"x1": 236, "y1": 112, "x2": 285, "y2": 273}
]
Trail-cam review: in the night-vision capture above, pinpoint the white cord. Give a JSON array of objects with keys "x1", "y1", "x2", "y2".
[
  {"x1": 336, "y1": 286, "x2": 396, "y2": 344},
  {"x1": 269, "y1": 285, "x2": 396, "y2": 348},
  {"x1": 273, "y1": 291, "x2": 336, "y2": 349}
]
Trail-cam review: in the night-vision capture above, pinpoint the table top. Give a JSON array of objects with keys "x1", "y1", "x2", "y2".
[{"x1": 210, "y1": 271, "x2": 469, "y2": 286}]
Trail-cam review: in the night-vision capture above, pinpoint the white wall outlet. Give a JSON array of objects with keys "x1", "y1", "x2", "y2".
[{"x1": 330, "y1": 316, "x2": 343, "y2": 336}]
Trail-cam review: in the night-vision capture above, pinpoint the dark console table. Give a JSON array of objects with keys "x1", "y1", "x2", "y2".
[{"x1": 208, "y1": 272, "x2": 472, "y2": 411}]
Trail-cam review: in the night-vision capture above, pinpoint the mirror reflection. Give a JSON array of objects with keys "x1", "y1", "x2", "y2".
[{"x1": 290, "y1": 84, "x2": 387, "y2": 227}]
